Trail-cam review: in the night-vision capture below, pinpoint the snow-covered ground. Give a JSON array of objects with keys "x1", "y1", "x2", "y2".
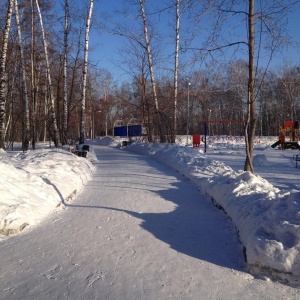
[
  {"x1": 1, "y1": 136, "x2": 300, "y2": 290},
  {"x1": 0, "y1": 145, "x2": 96, "y2": 236}
]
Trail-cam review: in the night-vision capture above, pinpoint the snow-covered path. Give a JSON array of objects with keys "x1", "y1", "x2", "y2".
[{"x1": 0, "y1": 146, "x2": 299, "y2": 299}]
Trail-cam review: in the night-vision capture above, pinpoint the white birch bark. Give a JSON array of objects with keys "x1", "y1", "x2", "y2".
[
  {"x1": 31, "y1": 0, "x2": 37, "y2": 149},
  {"x1": 35, "y1": 0, "x2": 59, "y2": 147},
  {"x1": 139, "y1": 0, "x2": 159, "y2": 112},
  {"x1": 63, "y1": 0, "x2": 69, "y2": 145},
  {"x1": 173, "y1": 0, "x2": 180, "y2": 143},
  {"x1": 79, "y1": 0, "x2": 94, "y2": 144},
  {"x1": 15, "y1": 0, "x2": 30, "y2": 151},
  {"x1": 0, "y1": 0, "x2": 14, "y2": 149},
  {"x1": 139, "y1": 0, "x2": 167, "y2": 141}
]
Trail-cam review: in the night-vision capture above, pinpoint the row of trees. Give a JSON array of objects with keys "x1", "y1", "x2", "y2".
[
  {"x1": 91, "y1": 61, "x2": 300, "y2": 140},
  {"x1": 0, "y1": 0, "x2": 94, "y2": 150},
  {"x1": 0, "y1": 0, "x2": 299, "y2": 173}
]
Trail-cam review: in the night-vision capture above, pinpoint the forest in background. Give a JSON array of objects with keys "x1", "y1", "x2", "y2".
[{"x1": 0, "y1": 0, "x2": 299, "y2": 153}]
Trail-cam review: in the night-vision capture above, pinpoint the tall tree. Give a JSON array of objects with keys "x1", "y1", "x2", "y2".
[
  {"x1": 0, "y1": 0, "x2": 14, "y2": 149},
  {"x1": 14, "y1": 0, "x2": 30, "y2": 151},
  {"x1": 30, "y1": 0, "x2": 37, "y2": 149},
  {"x1": 62, "y1": 0, "x2": 70, "y2": 145},
  {"x1": 172, "y1": 0, "x2": 180, "y2": 143},
  {"x1": 244, "y1": 0, "x2": 256, "y2": 173},
  {"x1": 139, "y1": 0, "x2": 167, "y2": 142},
  {"x1": 188, "y1": 0, "x2": 297, "y2": 173},
  {"x1": 79, "y1": 0, "x2": 94, "y2": 144},
  {"x1": 35, "y1": 0, "x2": 59, "y2": 147}
]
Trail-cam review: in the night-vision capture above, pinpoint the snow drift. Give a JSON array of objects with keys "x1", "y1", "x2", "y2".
[
  {"x1": 126, "y1": 141, "x2": 300, "y2": 287},
  {"x1": 0, "y1": 148, "x2": 95, "y2": 235}
]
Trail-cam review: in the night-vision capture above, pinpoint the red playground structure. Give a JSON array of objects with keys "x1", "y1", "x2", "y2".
[{"x1": 271, "y1": 121, "x2": 300, "y2": 150}]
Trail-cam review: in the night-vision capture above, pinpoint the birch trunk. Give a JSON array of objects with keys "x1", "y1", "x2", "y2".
[
  {"x1": 15, "y1": 0, "x2": 30, "y2": 151},
  {"x1": 139, "y1": 0, "x2": 165, "y2": 142},
  {"x1": 0, "y1": 0, "x2": 14, "y2": 149},
  {"x1": 244, "y1": 0, "x2": 257, "y2": 173},
  {"x1": 172, "y1": 0, "x2": 180, "y2": 143},
  {"x1": 79, "y1": 0, "x2": 94, "y2": 144},
  {"x1": 139, "y1": 0, "x2": 159, "y2": 112},
  {"x1": 35, "y1": 0, "x2": 59, "y2": 147},
  {"x1": 62, "y1": 0, "x2": 69, "y2": 145},
  {"x1": 31, "y1": 0, "x2": 37, "y2": 149}
]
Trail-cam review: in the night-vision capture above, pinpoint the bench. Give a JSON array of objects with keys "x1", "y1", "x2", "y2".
[
  {"x1": 72, "y1": 144, "x2": 89, "y2": 158},
  {"x1": 293, "y1": 154, "x2": 300, "y2": 168},
  {"x1": 121, "y1": 140, "x2": 131, "y2": 148}
]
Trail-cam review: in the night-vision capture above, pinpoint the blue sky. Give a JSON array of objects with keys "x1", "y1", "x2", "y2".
[{"x1": 57, "y1": 0, "x2": 300, "y2": 82}]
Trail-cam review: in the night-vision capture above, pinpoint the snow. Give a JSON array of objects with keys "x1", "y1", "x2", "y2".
[
  {"x1": 124, "y1": 137, "x2": 300, "y2": 287},
  {"x1": 0, "y1": 146, "x2": 95, "y2": 235},
  {"x1": 1, "y1": 136, "x2": 300, "y2": 293}
]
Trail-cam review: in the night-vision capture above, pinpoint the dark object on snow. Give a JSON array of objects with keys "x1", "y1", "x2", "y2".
[
  {"x1": 122, "y1": 141, "x2": 131, "y2": 148},
  {"x1": 293, "y1": 154, "x2": 300, "y2": 168},
  {"x1": 82, "y1": 144, "x2": 90, "y2": 151},
  {"x1": 271, "y1": 141, "x2": 300, "y2": 150},
  {"x1": 271, "y1": 140, "x2": 280, "y2": 148},
  {"x1": 283, "y1": 141, "x2": 300, "y2": 150},
  {"x1": 72, "y1": 144, "x2": 89, "y2": 158}
]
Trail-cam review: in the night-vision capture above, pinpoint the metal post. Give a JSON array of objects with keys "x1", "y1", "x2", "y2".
[
  {"x1": 208, "y1": 109, "x2": 212, "y2": 136},
  {"x1": 204, "y1": 121, "x2": 207, "y2": 153},
  {"x1": 186, "y1": 78, "x2": 191, "y2": 146},
  {"x1": 105, "y1": 114, "x2": 108, "y2": 136},
  {"x1": 92, "y1": 112, "x2": 94, "y2": 139}
]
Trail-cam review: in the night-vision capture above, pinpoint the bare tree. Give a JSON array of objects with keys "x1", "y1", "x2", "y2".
[
  {"x1": 139, "y1": 0, "x2": 167, "y2": 142},
  {"x1": 35, "y1": 0, "x2": 59, "y2": 147},
  {"x1": 172, "y1": 0, "x2": 180, "y2": 143},
  {"x1": 62, "y1": 0, "x2": 70, "y2": 145},
  {"x1": 0, "y1": 0, "x2": 14, "y2": 149},
  {"x1": 187, "y1": 0, "x2": 297, "y2": 173},
  {"x1": 139, "y1": 0, "x2": 159, "y2": 111},
  {"x1": 30, "y1": 0, "x2": 37, "y2": 149},
  {"x1": 79, "y1": 0, "x2": 94, "y2": 144},
  {"x1": 243, "y1": 0, "x2": 256, "y2": 173},
  {"x1": 14, "y1": 0, "x2": 30, "y2": 151}
]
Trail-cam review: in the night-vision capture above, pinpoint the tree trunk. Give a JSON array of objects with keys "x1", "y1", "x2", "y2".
[
  {"x1": 36, "y1": 0, "x2": 59, "y2": 147},
  {"x1": 31, "y1": 0, "x2": 37, "y2": 150},
  {"x1": 15, "y1": 0, "x2": 30, "y2": 151},
  {"x1": 0, "y1": 0, "x2": 14, "y2": 149},
  {"x1": 79, "y1": 0, "x2": 94, "y2": 144},
  {"x1": 244, "y1": 0, "x2": 257, "y2": 173},
  {"x1": 62, "y1": 0, "x2": 69, "y2": 145},
  {"x1": 172, "y1": 0, "x2": 180, "y2": 143},
  {"x1": 139, "y1": 0, "x2": 166, "y2": 142}
]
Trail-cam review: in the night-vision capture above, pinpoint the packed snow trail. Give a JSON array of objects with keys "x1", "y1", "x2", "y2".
[{"x1": 0, "y1": 145, "x2": 299, "y2": 299}]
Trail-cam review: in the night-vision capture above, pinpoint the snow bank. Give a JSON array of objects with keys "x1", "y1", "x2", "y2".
[
  {"x1": 127, "y1": 141, "x2": 300, "y2": 287},
  {"x1": 0, "y1": 148, "x2": 95, "y2": 236}
]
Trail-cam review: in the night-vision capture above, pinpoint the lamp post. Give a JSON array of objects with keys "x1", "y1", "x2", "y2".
[
  {"x1": 186, "y1": 78, "x2": 191, "y2": 145},
  {"x1": 208, "y1": 109, "x2": 212, "y2": 136}
]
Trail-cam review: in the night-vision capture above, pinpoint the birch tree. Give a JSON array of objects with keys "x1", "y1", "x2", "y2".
[
  {"x1": 172, "y1": 0, "x2": 180, "y2": 143},
  {"x1": 79, "y1": 0, "x2": 94, "y2": 144},
  {"x1": 30, "y1": 0, "x2": 37, "y2": 149},
  {"x1": 139, "y1": 0, "x2": 159, "y2": 112},
  {"x1": 62, "y1": 0, "x2": 70, "y2": 145},
  {"x1": 0, "y1": 0, "x2": 14, "y2": 149},
  {"x1": 35, "y1": 0, "x2": 59, "y2": 147},
  {"x1": 139, "y1": 0, "x2": 167, "y2": 142},
  {"x1": 14, "y1": 0, "x2": 30, "y2": 151}
]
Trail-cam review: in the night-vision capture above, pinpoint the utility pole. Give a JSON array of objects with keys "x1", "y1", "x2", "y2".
[{"x1": 186, "y1": 78, "x2": 191, "y2": 145}]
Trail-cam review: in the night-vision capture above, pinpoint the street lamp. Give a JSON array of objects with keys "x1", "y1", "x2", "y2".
[
  {"x1": 208, "y1": 109, "x2": 212, "y2": 136},
  {"x1": 186, "y1": 78, "x2": 191, "y2": 146}
]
